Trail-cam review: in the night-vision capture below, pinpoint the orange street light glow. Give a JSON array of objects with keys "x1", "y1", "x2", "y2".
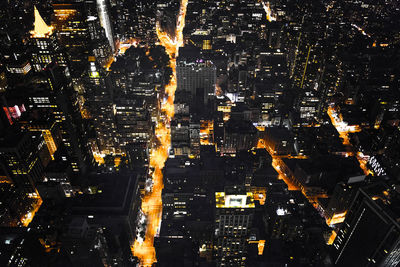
[
  {"x1": 131, "y1": 0, "x2": 188, "y2": 266},
  {"x1": 21, "y1": 196, "x2": 42, "y2": 227},
  {"x1": 327, "y1": 106, "x2": 370, "y2": 175}
]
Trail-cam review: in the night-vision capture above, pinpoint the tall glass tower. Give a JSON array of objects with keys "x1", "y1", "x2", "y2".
[{"x1": 96, "y1": 0, "x2": 115, "y2": 52}]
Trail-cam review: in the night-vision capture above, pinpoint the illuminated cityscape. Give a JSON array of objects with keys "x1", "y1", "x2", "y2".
[{"x1": 0, "y1": 0, "x2": 399, "y2": 266}]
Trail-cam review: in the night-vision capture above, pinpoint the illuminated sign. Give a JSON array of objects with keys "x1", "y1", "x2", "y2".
[{"x1": 3, "y1": 104, "x2": 26, "y2": 125}]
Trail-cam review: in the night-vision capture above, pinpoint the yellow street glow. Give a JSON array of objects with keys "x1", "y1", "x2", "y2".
[{"x1": 131, "y1": 0, "x2": 189, "y2": 266}]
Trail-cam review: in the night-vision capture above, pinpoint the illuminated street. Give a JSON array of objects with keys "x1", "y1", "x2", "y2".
[
  {"x1": 131, "y1": 0, "x2": 189, "y2": 265},
  {"x1": 21, "y1": 196, "x2": 42, "y2": 227},
  {"x1": 327, "y1": 105, "x2": 371, "y2": 175},
  {"x1": 0, "y1": 0, "x2": 399, "y2": 266}
]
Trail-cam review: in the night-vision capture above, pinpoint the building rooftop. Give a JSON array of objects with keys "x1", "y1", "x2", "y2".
[
  {"x1": 70, "y1": 173, "x2": 137, "y2": 215},
  {"x1": 215, "y1": 187, "x2": 255, "y2": 208},
  {"x1": 362, "y1": 182, "x2": 400, "y2": 223}
]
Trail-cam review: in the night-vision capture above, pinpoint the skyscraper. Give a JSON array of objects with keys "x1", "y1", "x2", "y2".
[
  {"x1": 214, "y1": 186, "x2": 255, "y2": 266},
  {"x1": 177, "y1": 48, "x2": 216, "y2": 107},
  {"x1": 30, "y1": 6, "x2": 67, "y2": 72},
  {"x1": 332, "y1": 183, "x2": 400, "y2": 266},
  {"x1": 52, "y1": 1, "x2": 90, "y2": 76},
  {"x1": 26, "y1": 63, "x2": 91, "y2": 174},
  {"x1": 96, "y1": 0, "x2": 115, "y2": 52},
  {"x1": 83, "y1": 56, "x2": 117, "y2": 155},
  {"x1": 0, "y1": 131, "x2": 46, "y2": 194}
]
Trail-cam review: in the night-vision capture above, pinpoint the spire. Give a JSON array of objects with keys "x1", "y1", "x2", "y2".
[{"x1": 30, "y1": 6, "x2": 53, "y2": 38}]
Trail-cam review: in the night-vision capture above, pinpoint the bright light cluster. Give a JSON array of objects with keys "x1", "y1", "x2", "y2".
[
  {"x1": 30, "y1": 6, "x2": 54, "y2": 38},
  {"x1": 327, "y1": 106, "x2": 370, "y2": 175},
  {"x1": 262, "y1": 1, "x2": 277, "y2": 22}
]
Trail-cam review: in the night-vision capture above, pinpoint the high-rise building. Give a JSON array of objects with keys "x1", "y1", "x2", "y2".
[
  {"x1": 332, "y1": 183, "x2": 400, "y2": 266},
  {"x1": 112, "y1": 0, "x2": 156, "y2": 42},
  {"x1": 82, "y1": 0, "x2": 114, "y2": 67},
  {"x1": 19, "y1": 117, "x2": 61, "y2": 161},
  {"x1": 53, "y1": 1, "x2": 90, "y2": 76},
  {"x1": 189, "y1": 120, "x2": 200, "y2": 157},
  {"x1": 83, "y1": 56, "x2": 117, "y2": 155},
  {"x1": 0, "y1": 131, "x2": 46, "y2": 194},
  {"x1": 222, "y1": 119, "x2": 258, "y2": 155},
  {"x1": 96, "y1": 0, "x2": 115, "y2": 52},
  {"x1": 30, "y1": 6, "x2": 67, "y2": 72},
  {"x1": 177, "y1": 49, "x2": 216, "y2": 106},
  {"x1": 170, "y1": 119, "x2": 190, "y2": 156},
  {"x1": 26, "y1": 63, "x2": 92, "y2": 174},
  {"x1": 323, "y1": 177, "x2": 366, "y2": 225},
  {"x1": 214, "y1": 186, "x2": 255, "y2": 266},
  {"x1": 114, "y1": 96, "x2": 152, "y2": 148},
  {"x1": 295, "y1": 90, "x2": 321, "y2": 125}
]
